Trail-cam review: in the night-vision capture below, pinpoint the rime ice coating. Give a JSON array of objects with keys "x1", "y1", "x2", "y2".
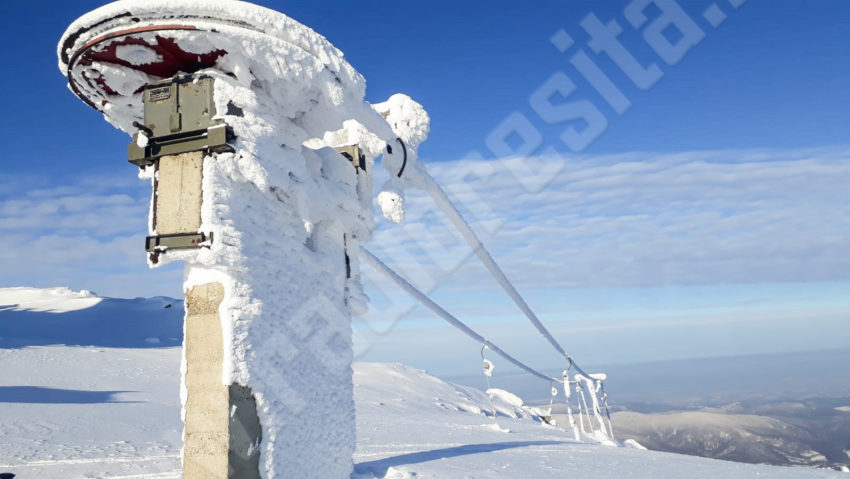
[{"x1": 58, "y1": 2, "x2": 430, "y2": 478}]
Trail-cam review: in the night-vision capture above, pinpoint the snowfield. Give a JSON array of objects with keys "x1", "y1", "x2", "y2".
[{"x1": 0, "y1": 288, "x2": 845, "y2": 478}]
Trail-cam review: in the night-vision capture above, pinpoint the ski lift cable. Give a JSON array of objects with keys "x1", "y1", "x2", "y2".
[
  {"x1": 418, "y1": 171, "x2": 601, "y2": 383},
  {"x1": 416, "y1": 172, "x2": 571, "y2": 361},
  {"x1": 361, "y1": 246, "x2": 560, "y2": 384},
  {"x1": 362, "y1": 245, "x2": 613, "y2": 438}
]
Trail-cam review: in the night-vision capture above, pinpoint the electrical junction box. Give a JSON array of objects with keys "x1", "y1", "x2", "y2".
[
  {"x1": 128, "y1": 75, "x2": 232, "y2": 167},
  {"x1": 131, "y1": 75, "x2": 230, "y2": 259}
]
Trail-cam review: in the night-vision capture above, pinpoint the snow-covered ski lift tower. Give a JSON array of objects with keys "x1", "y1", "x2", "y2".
[{"x1": 58, "y1": 1, "x2": 428, "y2": 477}]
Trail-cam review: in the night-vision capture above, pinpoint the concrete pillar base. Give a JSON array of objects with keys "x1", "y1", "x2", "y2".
[{"x1": 184, "y1": 283, "x2": 261, "y2": 479}]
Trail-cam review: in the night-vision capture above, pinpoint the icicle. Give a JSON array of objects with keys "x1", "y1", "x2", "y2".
[
  {"x1": 600, "y1": 390, "x2": 614, "y2": 438},
  {"x1": 580, "y1": 375, "x2": 608, "y2": 438},
  {"x1": 546, "y1": 383, "x2": 557, "y2": 417},
  {"x1": 576, "y1": 380, "x2": 590, "y2": 435},
  {"x1": 481, "y1": 345, "x2": 498, "y2": 426},
  {"x1": 562, "y1": 370, "x2": 579, "y2": 440},
  {"x1": 543, "y1": 382, "x2": 558, "y2": 426}
]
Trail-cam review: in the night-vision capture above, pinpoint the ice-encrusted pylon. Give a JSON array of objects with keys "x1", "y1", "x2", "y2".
[{"x1": 57, "y1": 2, "x2": 429, "y2": 477}]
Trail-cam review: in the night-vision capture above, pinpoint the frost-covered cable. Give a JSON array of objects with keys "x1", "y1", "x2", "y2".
[
  {"x1": 361, "y1": 246, "x2": 559, "y2": 384},
  {"x1": 395, "y1": 138, "x2": 408, "y2": 178},
  {"x1": 417, "y1": 172, "x2": 569, "y2": 361},
  {"x1": 565, "y1": 356, "x2": 596, "y2": 386}
]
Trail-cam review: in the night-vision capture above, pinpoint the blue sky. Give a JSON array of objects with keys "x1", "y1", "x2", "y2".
[
  {"x1": 1, "y1": 1, "x2": 848, "y2": 374},
  {"x1": 3, "y1": 0, "x2": 848, "y2": 173}
]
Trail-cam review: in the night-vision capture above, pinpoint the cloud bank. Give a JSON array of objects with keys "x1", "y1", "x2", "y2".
[
  {"x1": 367, "y1": 146, "x2": 850, "y2": 293},
  {"x1": 0, "y1": 172, "x2": 181, "y2": 298},
  {"x1": 1, "y1": 146, "x2": 847, "y2": 303}
]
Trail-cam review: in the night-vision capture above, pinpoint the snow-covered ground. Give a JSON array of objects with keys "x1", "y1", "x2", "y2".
[
  {"x1": 0, "y1": 344, "x2": 182, "y2": 478},
  {"x1": 0, "y1": 288, "x2": 845, "y2": 478}
]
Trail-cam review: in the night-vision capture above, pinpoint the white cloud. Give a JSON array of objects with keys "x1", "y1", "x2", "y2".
[
  {"x1": 0, "y1": 173, "x2": 182, "y2": 298},
  {"x1": 366, "y1": 146, "x2": 850, "y2": 294},
  {"x1": 2, "y1": 146, "x2": 848, "y2": 303}
]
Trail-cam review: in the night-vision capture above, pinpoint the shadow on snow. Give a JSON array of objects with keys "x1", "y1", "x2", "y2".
[
  {"x1": 354, "y1": 440, "x2": 570, "y2": 476},
  {"x1": 0, "y1": 386, "x2": 139, "y2": 404}
]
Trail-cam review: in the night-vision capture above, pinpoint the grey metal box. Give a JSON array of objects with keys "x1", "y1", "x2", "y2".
[
  {"x1": 143, "y1": 76, "x2": 216, "y2": 138},
  {"x1": 128, "y1": 75, "x2": 232, "y2": 167}
]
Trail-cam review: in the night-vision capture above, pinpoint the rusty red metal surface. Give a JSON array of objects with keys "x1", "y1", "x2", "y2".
[{"x1": 67, "y1": 25, "x2": 228, "y2": 110}]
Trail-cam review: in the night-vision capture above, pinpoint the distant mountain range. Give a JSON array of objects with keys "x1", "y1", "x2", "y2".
[
  {"x1": 609, "y1": 396, "x2": 850, "y2": 472},
  {"x1": 451, "y1": 348, "x2": 850, "y2": 473}
]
